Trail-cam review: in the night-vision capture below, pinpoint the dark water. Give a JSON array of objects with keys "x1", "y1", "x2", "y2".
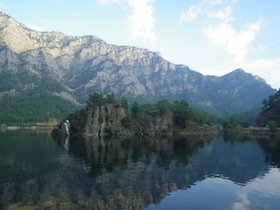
[{"x1": 1, "y1": 131, "x2": 280, "y2": 209}]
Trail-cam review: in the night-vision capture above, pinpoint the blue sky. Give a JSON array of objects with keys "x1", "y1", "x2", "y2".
[{"x1": 1, "y1": 0, "x2": 280, "y2": 88}]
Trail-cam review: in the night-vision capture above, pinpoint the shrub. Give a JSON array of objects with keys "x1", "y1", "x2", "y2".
[
  {"x1": 104, "y1": 126, "x2": 113, "y2": 135},
  {"x1": 268, "y1": 120, "x2": 277, "y2": 132}
]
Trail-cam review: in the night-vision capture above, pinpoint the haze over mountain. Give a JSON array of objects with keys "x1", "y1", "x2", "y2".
[{"x1": 0, "y1": 11, "x2": 276, "y2": 122}]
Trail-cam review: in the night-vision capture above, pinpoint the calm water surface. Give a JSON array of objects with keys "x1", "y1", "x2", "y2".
[{"x1": 1, "y1": 130, "x2": 280, "y2": 209}]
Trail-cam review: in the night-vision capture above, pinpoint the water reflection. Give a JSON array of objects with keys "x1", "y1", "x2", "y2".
[
  {"x1": 1, "y1": 131, "x2": 280, "y2": 209},
  {"x1": 53, "y1": 135, "x2": 214, "y2": 209},
  {"x1": 63, "y1": 136, "x2": 211, "y2": 178}
]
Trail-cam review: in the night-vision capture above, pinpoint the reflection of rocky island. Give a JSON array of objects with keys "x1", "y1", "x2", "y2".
[{"x1": 51, "y1": 135, "x2": 271, "y2": 209}]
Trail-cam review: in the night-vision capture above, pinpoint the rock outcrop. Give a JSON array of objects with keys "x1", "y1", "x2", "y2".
[{"x1": 52, "y1": 104, "x2": 127, "y2": 137}]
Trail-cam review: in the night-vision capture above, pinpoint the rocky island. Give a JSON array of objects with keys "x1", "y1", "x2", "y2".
[{"x1": 52, "y1": 93, "x2": 221, "y2": 138}]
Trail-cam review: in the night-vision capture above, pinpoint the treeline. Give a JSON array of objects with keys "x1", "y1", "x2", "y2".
[
  {"x1": 84, "y1": 92, "x2": 222, "y2": 127},
  {"x1": 0, "y1": 93, "x2": 78, "y2": 124},
  {"x1": 0, "y1": 72, "x2": 78, "y2": 124}
]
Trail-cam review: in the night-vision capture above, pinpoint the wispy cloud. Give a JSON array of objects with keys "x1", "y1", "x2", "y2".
[
  {"x1": 242, "y1": 57, "x2": 280, "y2": 89},
  {"x1": 179, "y1": 0, "x2": 224, "y2": 24},
  {"x1": 180, "y1": 0, "x2": 262, "y2": 62},
  {"x1": 99, "y1": 0, "x2": 156, "y2": 42},
  {"x1": 179, "y1": 5, "x2": 201, "y2": 23},
  {"x1": 203, "y1": 16, "x2": 262, "y2": 62},
  {"x1": 207, "y1": 6, "x2": 232, "y2": 21}
]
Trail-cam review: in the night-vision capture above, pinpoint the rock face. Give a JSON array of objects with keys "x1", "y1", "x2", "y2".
[
  {"x1": 53, "y1": 104, "x2": 127, "y2": 137},
  {"x1": 70, "y1": 104, "x2": 126, "y2": 136},
  {"x1": 0, "y1": 12, "x2": 276, "y2": 116},
  {"x1": 131, "y1": 110, "x2": 174, "y2": 136}
]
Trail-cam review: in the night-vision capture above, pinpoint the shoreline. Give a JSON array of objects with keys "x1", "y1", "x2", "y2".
[
  {"x1": 1, "y1": 123, "x2": 56, "y2": 131},
  {"x1": 224, "y1": 126, "x2": 280, "y2": 137}
]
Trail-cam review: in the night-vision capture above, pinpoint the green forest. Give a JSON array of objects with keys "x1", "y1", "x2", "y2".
[
  {"x1": 0, "y1": 72, "x2": 79, "y2": 124},
  {"x1": 0, "y1": 93, "x2": 78, "y2": 124}
]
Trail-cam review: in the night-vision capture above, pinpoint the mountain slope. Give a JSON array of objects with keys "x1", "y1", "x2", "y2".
[{"x1": 0, "y1": 11, "x2": 276, "y2": 121}]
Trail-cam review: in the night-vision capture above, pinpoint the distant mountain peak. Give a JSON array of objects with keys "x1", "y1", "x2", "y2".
[
  {"x1": 234, "y1": 68, "x2": 245, "y2": 72},
  {"x1": 225, "y1": 68, "x2": 247, "y2": 76},
  {"x1": 222, "y1": 68, "x2": 269, "y2": 86}
]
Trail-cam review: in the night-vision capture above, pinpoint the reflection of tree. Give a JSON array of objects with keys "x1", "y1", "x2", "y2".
[
  {"x1": 257, "y1": 136, "x2": 280, "y2": 167},
  {"x1": 224, "y1": 134, "x2": 280, "y2": 168},
  {"x1": 64, "y1": 135, "x2": 212, "y2": 178},
  {"x1": 198, "y1": 136, "x2": 270, "y2": 185},
  {"x1": 223, "y1": 134, "x2": 255, "y2": 144}
]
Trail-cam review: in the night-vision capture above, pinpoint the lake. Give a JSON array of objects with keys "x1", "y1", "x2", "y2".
[{"x1": 1, "y1": 130, "x2": 280, "y2": 210}]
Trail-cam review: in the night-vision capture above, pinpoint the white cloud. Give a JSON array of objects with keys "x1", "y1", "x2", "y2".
[
  {"x1": 128, "y1": 0, "x2": 156, "y2": 42},
  {"x1": 179, "y1": 0, "x2": 207, "y2": 24},
  {"x1": 99, "y1": 0, "x2": 156, "y2": 42},
  {"x1": 179, "y1": 5, "x2": 200, "y2": 23},
  {"x1": 179, "y1": 0, "x2": 226, "y2": 24},
  {"x1": 208, "y1": 6, "x2": 232, "y2": 21},
  {"x1": 203, "y1": 18, "x2": 262, "y2": 62},
  {"x1": 180, "y1": 0, "x2": 262, "y2": 63},
  {"x1": 242, "y1": 57, "x2": 280, "y2": 89}
]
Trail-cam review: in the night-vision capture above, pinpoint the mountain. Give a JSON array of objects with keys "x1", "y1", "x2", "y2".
[{"x1": 0, "y1": 11, "x2": 276, "y2": 122}]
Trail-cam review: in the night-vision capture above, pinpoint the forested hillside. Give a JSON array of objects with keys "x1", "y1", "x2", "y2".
[
  {"x1": 0, "y1": 72, "x2": 78, "y2": 123},
  {"x1": 0, "y1": 94, "x2": 78, "y2": 124},
  {"x1": 256, "y1": 89, "x2": 280, "y2": 126}
]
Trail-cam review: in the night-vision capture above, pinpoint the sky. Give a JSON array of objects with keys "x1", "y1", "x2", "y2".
[{"x1": 0, "y1": 0, "x2": 280, "y2": 89}]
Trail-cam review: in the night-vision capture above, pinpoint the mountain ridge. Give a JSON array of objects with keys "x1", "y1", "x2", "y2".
[{"x1": 0, "y1": 11, "x2": 276, "y2": 121}]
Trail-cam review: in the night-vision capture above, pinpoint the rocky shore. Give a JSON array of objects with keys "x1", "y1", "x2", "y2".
[{"x1": 224, "y1": 126, "x2": 280, "y2": 137}]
